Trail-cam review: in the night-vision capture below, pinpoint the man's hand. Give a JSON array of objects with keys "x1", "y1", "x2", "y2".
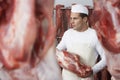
[{"x1": 77, "y1": 66, "x2": 93, "y2": 78}]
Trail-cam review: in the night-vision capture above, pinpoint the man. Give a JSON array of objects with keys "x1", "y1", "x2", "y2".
[{"x1": 56, "y1": 4, "x2": 106, "y2": 80}]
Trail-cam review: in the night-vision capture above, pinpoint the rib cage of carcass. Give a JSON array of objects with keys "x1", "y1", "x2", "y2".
[
  {"x1": 90, "y1": 0, "x2": 120, "y2": 53},
  {"x1": 0, "y1": 0, "x2": 62, "y2": 80}
]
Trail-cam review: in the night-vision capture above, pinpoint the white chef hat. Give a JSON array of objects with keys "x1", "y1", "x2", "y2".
[{"x1": 71, "y1": 4, "x2": 88, "y2": 15}]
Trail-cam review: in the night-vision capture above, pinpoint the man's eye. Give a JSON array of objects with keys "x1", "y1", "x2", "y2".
[{"x1": 74, "y1": 18, "x2": 78, "y2": 20}]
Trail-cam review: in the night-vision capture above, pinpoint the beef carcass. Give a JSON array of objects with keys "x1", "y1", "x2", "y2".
[
  {"x1": 89, "y1": 0, "x2": 120, "y2": 80},
  {"x1": 56, "y1": 5, "x2": 71, "y2": 43},
  {"x1": 56, "y1": 50, "x2": 92, "y2": 78},
  {"x1": 56, "y1": 5, "x2": 65, "y2": 43},
  {"x1": 0, "y1": 0, "x2": 62, "y2": 80}
]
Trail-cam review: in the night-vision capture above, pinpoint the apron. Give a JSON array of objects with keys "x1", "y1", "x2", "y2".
[{"x1": 62, "y1": 42, "x2": 97, "y2": 80}]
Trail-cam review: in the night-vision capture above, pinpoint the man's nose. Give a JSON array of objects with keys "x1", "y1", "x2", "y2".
[{"x1": 70, "y1": 19, "x2": 74, "y2": 24}]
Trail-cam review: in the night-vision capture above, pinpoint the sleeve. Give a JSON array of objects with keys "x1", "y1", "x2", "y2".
[
  {"x1": 92, "y1": 34, "x2": 107, "y2": 74},
  {"x1": 56, "y1": 32, "x2": 67, "y2": 51}
]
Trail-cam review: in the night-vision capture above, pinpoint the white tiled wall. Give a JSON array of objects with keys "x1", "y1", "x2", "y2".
[{"x1": 54, "y1": 0, "x2": 93, "y2": 8}]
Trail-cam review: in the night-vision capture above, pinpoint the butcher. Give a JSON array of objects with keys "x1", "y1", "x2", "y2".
[{"x1": 56, "y1": 4, "x2": 106, "y2": 80}]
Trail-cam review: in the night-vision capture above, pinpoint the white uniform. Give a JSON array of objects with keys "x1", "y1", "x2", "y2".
[{"x1": 56, "y1": 28, "x2": 106, "y2": 80}]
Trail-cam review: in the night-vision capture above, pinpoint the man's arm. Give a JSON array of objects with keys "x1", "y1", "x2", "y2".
[{"x1": 92, "y1": 39, "x2": 107, "y2": 74}]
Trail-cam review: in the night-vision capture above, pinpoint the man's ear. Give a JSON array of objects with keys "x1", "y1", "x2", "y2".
[{"x1": 83, "y1": 17, "x2": 88, "y2": 22}]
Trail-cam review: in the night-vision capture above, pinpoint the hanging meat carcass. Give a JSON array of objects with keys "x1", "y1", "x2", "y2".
[
  {"x1": 89, "y1": 0, "x2": 120, "y2": 80},
  {"x1": 56, "y1": 5, "x2": 71, "y2": 43},
  {"x1": 0, "y1": 0, "x2": 62, "y2": 80},
  {"x1": 56, "y1": 5, "x2": 65, "y2": 43}
]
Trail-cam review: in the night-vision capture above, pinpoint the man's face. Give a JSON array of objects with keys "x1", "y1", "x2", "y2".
[{"x1": 70, "y1": 12, "x2": 84, "y2": 29}]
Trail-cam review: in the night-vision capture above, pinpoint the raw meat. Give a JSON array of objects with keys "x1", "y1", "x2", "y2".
[
  {"x1": 89, "y1": 0, "x2": 120, "y2": 80},
  {"x1": 56, "y1": 5, "x2": 71, "y2": 43},
  {"x1": 56, "y1": 50, "x2": 92, "y2": 77},
  {"x1": 0, "y1": 0, "x2": 62, "y2": 80}
]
